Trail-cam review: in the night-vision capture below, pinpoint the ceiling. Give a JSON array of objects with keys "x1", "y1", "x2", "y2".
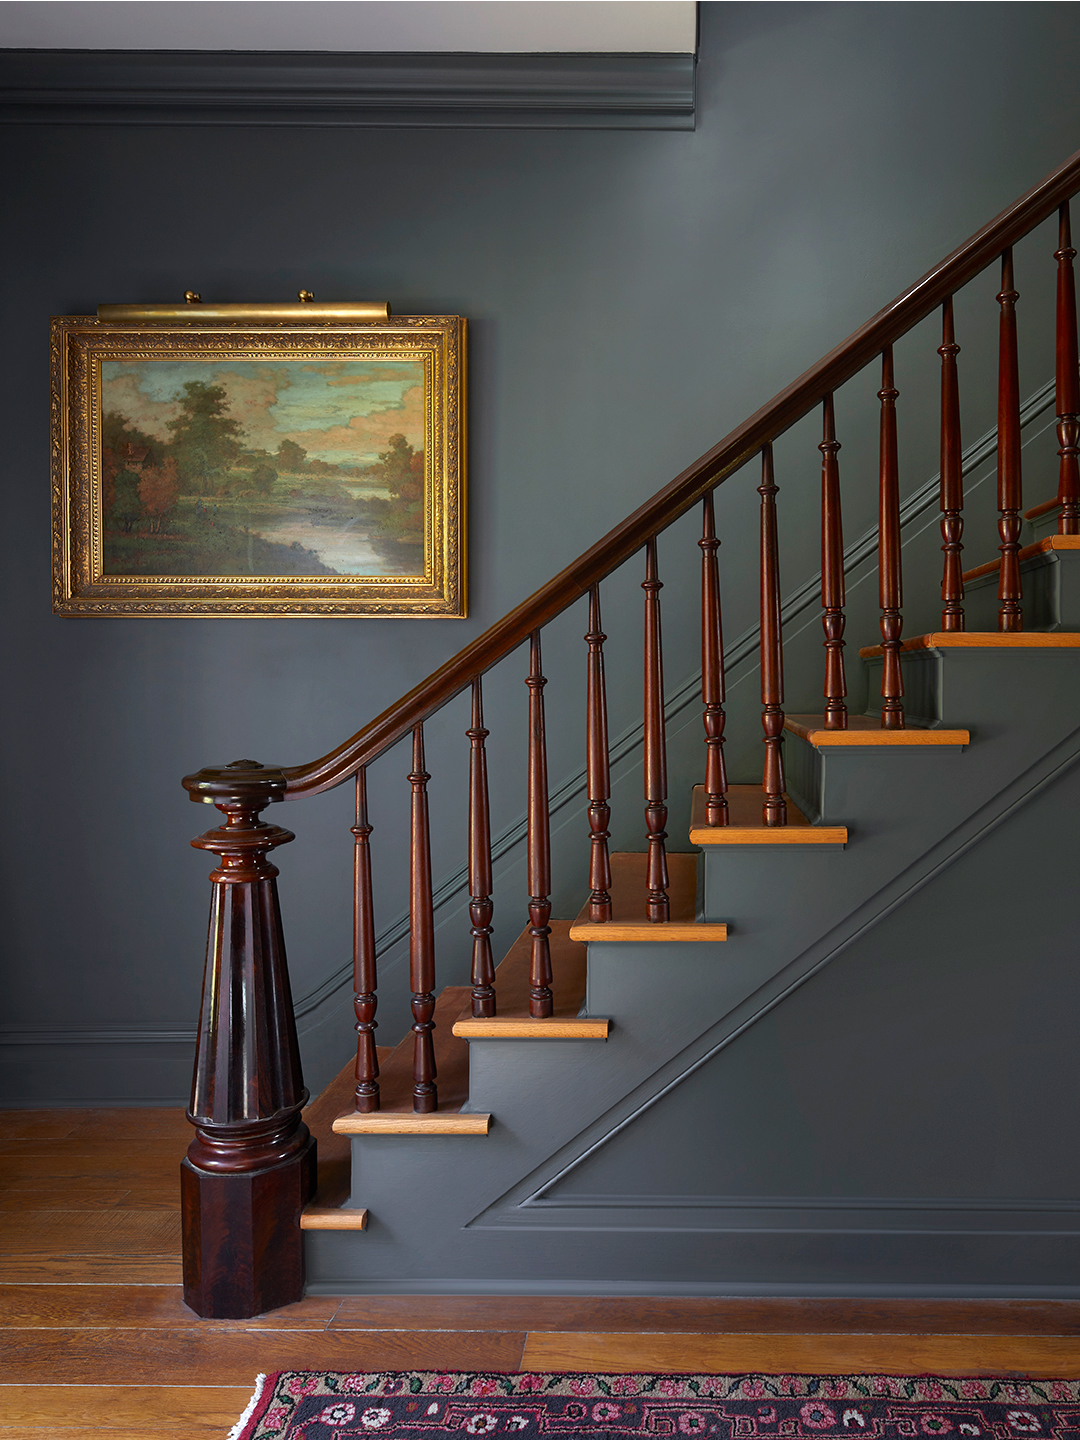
[{"x1": 0, "y1": 1, "x2": 698, "y2": 53}]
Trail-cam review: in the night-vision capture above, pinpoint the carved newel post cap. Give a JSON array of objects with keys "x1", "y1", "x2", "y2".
[{"x1": 182, "y1": 758, "x2": 288, "y2": 807}]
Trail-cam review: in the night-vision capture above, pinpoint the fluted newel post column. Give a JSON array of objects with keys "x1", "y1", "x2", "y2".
[
  {"x1": 997, "y1": 247, "x2": 1024, "y2": 631},
  {"x1": 1056, "y1": 202, "x2": 1080, "y2": 535},
  {"x1": 180, "y1": 759, "x2": 315, "y2": 1320}
]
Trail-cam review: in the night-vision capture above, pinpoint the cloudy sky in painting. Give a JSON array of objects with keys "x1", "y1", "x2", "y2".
[{"x1": 100, "y1": 359, "x2": 424, "y2": 465}]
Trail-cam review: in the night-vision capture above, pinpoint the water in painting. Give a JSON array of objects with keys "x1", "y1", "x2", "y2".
[{"x1": 99, "y1": 359, "x2": 426, "y2": 577}]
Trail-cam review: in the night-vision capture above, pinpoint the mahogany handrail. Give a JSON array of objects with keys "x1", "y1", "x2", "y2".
[{"x1": 282, "y1": 145, "x2": 1080, "y2": 799}]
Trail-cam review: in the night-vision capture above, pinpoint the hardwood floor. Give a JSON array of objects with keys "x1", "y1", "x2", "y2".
[{"x1": 3, "y1": 1108, "x2": 1080, "y2": 1437}]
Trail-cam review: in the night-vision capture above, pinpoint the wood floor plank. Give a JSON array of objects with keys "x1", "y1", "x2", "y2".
[
  {"x1": 0, "y1": 1114, "x2": 82, "y2": 1141},
  {"x1": 0, "y1": 1138, "x2": 188, "y2": 1161},
  {"x1": 0, "y1": 1209, "x2": 181, "y2": 1256},
  {"x1": 0, "y1": 1328, "x2": 527, "y2": 1384},
  {"x1": 0, "y1": 1258, "x2": 183, "y2": 1283},
  {"x1": 0, "y1": 1428, "x2": 232, "y2": 1438},
  {"x1": 0, "y1": 1386, "x2": 250, "y2": 1427},
  {"x1": 521, "y1": 1331, "x2": 1080, "y2": 1376},
  {"x1": 0, "y1": 1189, "x2": 136, "y2": 1211},
  {"x1": 328, "y1": 1296, "x2": 1080, "y2": 1335},
  {"x1": 0, "y1": 1155, "x2": 181, "y2": 1187},
  {"x1": 67, "y1": 1109, "x2": 191, "y2": 1140},
  {"x1": 0, "y1": 1284, "x2": 339, "y2": 1328}
]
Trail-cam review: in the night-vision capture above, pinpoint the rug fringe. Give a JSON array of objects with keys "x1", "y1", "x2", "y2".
[{"x1": 227, "y1": 1372, "x2": 267, "y2": 1440}]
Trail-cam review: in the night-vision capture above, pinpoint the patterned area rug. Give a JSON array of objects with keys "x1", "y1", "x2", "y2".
[{"x1": 229, "y1": 1371, "x2": 1080, "y2": 1440}]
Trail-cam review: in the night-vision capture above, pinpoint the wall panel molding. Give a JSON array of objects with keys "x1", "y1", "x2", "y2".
[{"x1": 0, "y1": 49, "x2": 696, "y2": 128}]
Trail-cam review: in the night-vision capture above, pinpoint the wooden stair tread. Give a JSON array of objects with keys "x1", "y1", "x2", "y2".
[
  {"x1": 785, "y1": 714, "x2": 969, "y2": 747},
  {"x1": 962, "y1": 532, "x2": 1080, "y2": 582},
  {"x1": 859, "y1": 630, "x2": 1080, "y2": 656},
  {"x1": 569, "y1": 852, "x2": 727, "y2": 942},
  {"x1": 689, "y1": 784, "x2": 847, "y2": 845},
  {"x1": 334, "y1": 990, "x2": 490, "y2": 1135},
  {"x1": 453, "y1": 920, "x2": 609, "y2": 1038}
]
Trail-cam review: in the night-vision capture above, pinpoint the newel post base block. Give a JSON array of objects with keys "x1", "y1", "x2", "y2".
[
  {"x1": 181, "y1": 1124, "x2": 316, "y2": 1320},
  {"x1": 181, "y1": 759, "x2": 316, "y2": 1320}
]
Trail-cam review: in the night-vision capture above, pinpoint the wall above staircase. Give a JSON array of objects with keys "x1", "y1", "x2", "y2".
[{"x1": 5, "y1": 1, "x2": 1080, "y2": 1107}]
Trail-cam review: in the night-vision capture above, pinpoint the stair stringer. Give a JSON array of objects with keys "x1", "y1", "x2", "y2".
[{"x1": 305, "y1": 656, "x2": 1080, "y2": 1293}]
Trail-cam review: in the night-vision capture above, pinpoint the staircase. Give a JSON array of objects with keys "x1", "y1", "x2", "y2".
[{"x1": 179, "y1": 148, "x2": 1080, "y2": 1317}]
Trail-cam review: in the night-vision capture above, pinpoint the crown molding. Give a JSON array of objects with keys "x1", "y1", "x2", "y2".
[{"x1": 0, "y1": 49, "x2": 696, "y2": 128}]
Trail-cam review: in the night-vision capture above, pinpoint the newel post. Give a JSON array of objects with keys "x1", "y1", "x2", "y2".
[{"x1": 180, "y1": 759, "x2": 315, "y2": 1320}]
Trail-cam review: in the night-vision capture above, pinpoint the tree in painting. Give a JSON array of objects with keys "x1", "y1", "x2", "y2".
[{"x1": 166, "y1": 382, "x2": 242, "y2": 496}]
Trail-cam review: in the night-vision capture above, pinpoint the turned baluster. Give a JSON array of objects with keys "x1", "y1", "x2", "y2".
[
  {"x1": 878, "y1": 346, "x2": 905, "y2": 728},
  {"x1": 408, "y1": 724, "x2": 437, "y2": 1112},
  {"x1": 699, "y1": 492, "x2": 729, "y2": 822},
  {"x1": 759, "y1": 445, "x2": 787, "y2": 824},
  {"x1": 1056, "y1": 202, "x2": 1080, "y2": 535},
  {"x1": 643, "y1": 536, "x2": 670, "y2": 918},
  {"x1": 819, "y1": 394, "x2": 847, "y2": 728},
  {"x1": 939, "y1": 297, "x2": 965, "y2": 631},
  {"x1": 997, "y1": 247, "x2": 1024, "y2": 631},
  {"x1": 526, "y1": 631, "x2": 553, "y2": 1017},
  {"x1": 180, "y1": 760, "x2": 315, "y2": 1319},
  {"x1": 585, "y1": 586, "x2": 613, "y2": 920},
  {"x1": 352, "y1": 768, "x2": 379, "y2": 1112},
  {"x1": 467, "y1": 677, "x2": 496, "y2": 1018}
]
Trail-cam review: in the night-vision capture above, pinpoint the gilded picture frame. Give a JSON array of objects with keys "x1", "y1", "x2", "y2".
[{"x1": 51, "y1": 310, "x2": 466, "y2": 617}]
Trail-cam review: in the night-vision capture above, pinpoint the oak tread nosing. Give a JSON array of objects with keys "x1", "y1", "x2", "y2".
[{"x1": 689, "y1": 784, "x2": 848, "y2": 845}]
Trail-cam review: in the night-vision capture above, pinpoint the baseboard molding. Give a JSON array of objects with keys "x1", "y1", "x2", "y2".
[
  {"x1": 0, "y1": 49, "x2": 696, "y2": 129},
  {"x1": 303, "y1": 1277, "x2": 1080, "y2": 1299}
]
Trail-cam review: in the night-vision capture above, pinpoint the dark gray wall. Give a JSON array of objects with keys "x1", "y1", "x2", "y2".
[{"x1": 3, "y1": 1, "x2": 1080, "y2": 1104}]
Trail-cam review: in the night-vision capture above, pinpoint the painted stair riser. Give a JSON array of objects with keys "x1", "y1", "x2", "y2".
[
  {"x1": 861, "y1": 646, "x2": 1080, "y2": 735},
  {"x1": 959, "y1": 551, "x2": 1076, "y2": 632}
]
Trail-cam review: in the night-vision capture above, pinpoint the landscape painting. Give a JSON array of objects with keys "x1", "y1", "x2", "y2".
[{"x1": 98, "y1": 358, "x2": 428, "y2": 579}]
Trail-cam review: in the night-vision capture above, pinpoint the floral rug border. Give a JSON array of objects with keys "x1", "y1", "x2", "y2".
[{"x1": 232, "y1": 1371, "x2": 1080, "y2": 1440}]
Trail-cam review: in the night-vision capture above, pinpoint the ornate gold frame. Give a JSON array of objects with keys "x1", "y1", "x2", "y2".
[{"x1": 51, "y1": 312, "x2": 466, "y2": 617}]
